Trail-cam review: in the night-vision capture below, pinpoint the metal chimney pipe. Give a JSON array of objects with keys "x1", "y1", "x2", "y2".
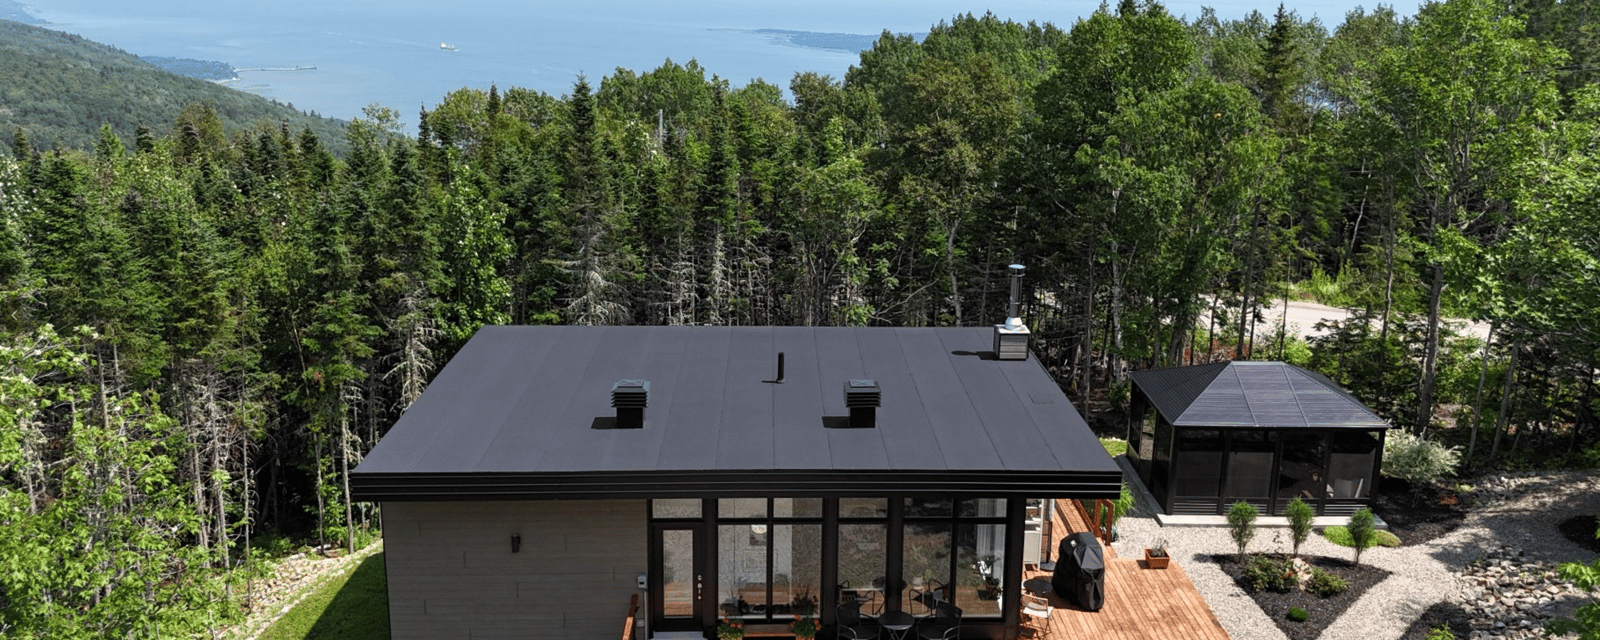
[
  {"x1": 776, "y1": 352, "x2": 785, "y2": 383},
  {"x1": 1006, "y1": 264, "x2": 1025, "y2": 329}
]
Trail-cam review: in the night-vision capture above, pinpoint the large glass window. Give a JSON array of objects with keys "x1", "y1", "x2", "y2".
[
  {"x1": 720, "y1": 524, "x2": 770, "y2": 616},
  {"x1": 955, "y1": 524, "x2": 1005, "y2": 617},
  {"x1": 901, "y1": 523, "x2": 951, "y2": 616},
  {"x1": 1277, "y1": 432, "x2": 1326, "y2": 513},
  {"x1": 904, "y1": 499, "x2": 1007, "y2": 619},
  {"x1": 1225, "y1": 431, "x2": 1276, "y2": 499},
  {"x1": 1328, "y1": 431, "x2": 1379, "y2": 499},
  {"x1": 717, "y1": 499, "x2": 824, "y2": 621},
  {"x1": 1174, "y1": 429, "x2": 1223, "y2": 497},
  {"x1": 1152, "y1": 418, "x2": 1173, "y2": 500},
  {"x1": 838, "y1": 523, "x2": 886, "y2": 613}
]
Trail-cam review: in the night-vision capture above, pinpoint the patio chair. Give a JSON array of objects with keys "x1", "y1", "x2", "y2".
[
  {"x1": 907, "y1": 579, "x2": 945, "y2": 618},
  {"x1": 915, "y1": 601, "x2": 961, "y2": 640},
  {"x1": 836, "y1": 601, "x2": 880, "y2": 640},
  {"x1": 1020, "y1": 592, "x2": 1052, "y2": 638}
]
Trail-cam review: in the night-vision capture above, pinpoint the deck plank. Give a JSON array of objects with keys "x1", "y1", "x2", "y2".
[{"x1": 1032, "y1": 500, "x2": 1230, "y2": 640}]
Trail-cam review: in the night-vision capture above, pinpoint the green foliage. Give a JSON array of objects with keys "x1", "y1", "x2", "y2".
[
  {"x1": 1305, "y1": 566, "x2": 1348, "y2": 597},
  {"x1": 1425, "y1": 625, "x2": 1456, "y2": 640},
  {"x1": 1110, "y1": 482, "x2": 1136, "y2": 527},
  {"x1": 1285, "y1": 497, "x2": 1314, "y2": 557},
  {"x1": 0, "y1": 20, "x2": 347, "y2": 155},
  {"x1": 1382, "y1": 429, "x2": 1462, "y2": 482},
  {"x1": 1545, "y1": 556, "x2": 1600, "y2": 640},
  {"x1": 1243, "y1": 555, "x2": 1297, "y2": 592},
  {"x1": 1227, "y1": 501, "x2": 1258, "y2": 561},
  {"x1": 1099, "y1": 437, "x2": 1127, "y2": 457},
  {"x1": 1347, "y1": 508, "x2": 1377, "y2": 566},
  {"x1": 1320, "y1": 525, "x2": 1402, "y2": 548},
  {"x1": 1286, "y1": 606, "x2": 1309, "y2": 622}
]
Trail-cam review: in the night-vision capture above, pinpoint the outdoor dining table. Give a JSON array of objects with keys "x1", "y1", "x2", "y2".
[
  {"x1": 1023, "y1": 577, "x2": 1053, "y2": 595},
  {"x1": 876, "y1": 610, "x2": 916, "y2": 640}
]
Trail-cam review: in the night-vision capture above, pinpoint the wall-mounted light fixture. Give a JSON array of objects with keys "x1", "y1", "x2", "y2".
[{"x1": 511, "y1": 534, "x2": 522, "y2": 553}]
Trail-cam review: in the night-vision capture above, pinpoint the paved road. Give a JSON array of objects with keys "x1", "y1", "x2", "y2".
[{"x1": 1197, "y1": 298, "x2": 1492, "y2": 342}]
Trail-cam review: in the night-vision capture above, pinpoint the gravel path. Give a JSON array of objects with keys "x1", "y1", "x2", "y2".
[{"x1": 1108, "y1": 468, "x2": 1600, "y2": 640}]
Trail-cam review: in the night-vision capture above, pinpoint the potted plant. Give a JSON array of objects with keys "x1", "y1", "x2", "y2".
[
  {"x1": 717, "y1": 618, "x2": 744, "y2": 640},
  {"x1": 789, "y1": 615, "x2": 819, "y2": 640},
  {"x1": 1144, "y1": 537, "x2": 1170, "y2": 569}
]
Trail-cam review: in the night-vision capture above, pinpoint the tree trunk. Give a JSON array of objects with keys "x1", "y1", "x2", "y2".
[
  {"x1": 1416, "y1": 264, "x2": 1444, "y2": 432},
  {"x1": 1466, "y1": 321, "x2": 1495, "y2": 463},
  {"x1": 315, "y1": 433, "x2": 326, "y2": 550},
  {"x1": 342, "y1": 411, "x2": 354, "y2": 554},
  {"x1": 1490, "y1": 339, "x2": 1520, "y2": 460}
]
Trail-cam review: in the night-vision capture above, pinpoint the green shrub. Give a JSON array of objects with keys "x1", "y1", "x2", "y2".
[
  {"x1": 1349, "y1": 508, "x2": 1377, "y2": 566},
  {"x1": 1286, "y1": 497, "x2": 1314, "y2": 557},
  {"x1": 1382, "y1": 429, "x2": 1461, "y2": 482},
  {"x1": 1424, "y1": 625, "x2": 1456, "y2": 640},
  {"x1": 1287, "y1": 607, "x2": 1309, "y2": 623},
  {"x1": 1243, "y1": 555, "x2": 1298, "y2": 592},
  {"x1": 1321, "y1": 526, "x2": 1402, "y2": 547},
  {"x1": 1227, "y1": 501, "x2": 1258, "y2": 561},
  {"x1": 1305, "y1": 567, "x2": 1348, "y2": 597}
]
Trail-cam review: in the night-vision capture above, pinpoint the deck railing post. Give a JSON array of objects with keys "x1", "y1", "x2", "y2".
[{"x1": 622, "y1": 593, "x2": 639, "y2": 640}]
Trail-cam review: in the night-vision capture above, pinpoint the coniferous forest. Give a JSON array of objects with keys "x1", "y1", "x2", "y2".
[{"x1": 1, "y1": 0, "x2": 1598, "y2": 636}]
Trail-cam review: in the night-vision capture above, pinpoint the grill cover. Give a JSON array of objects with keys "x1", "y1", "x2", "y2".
[{"x1": 1050, "y1": 532, "x2": 1104, "y2": 611}]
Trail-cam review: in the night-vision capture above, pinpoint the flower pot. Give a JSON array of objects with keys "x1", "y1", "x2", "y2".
[{"x1": 1144, "y1": 548, "x2": 1170, "y2": 569}]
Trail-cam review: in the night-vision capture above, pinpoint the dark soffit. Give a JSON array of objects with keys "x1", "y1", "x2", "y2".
[
  {"x1": 352, "y1": 326, "x2": 1122, "y2": 500},
  {"x1": 1129, "y1": 361, "x2": 1389, "y2": 429}
]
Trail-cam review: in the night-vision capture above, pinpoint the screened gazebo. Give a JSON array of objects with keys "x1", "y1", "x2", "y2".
[{"x1": 1126, "y1": 361, "x2": 1391, "y2": 517}]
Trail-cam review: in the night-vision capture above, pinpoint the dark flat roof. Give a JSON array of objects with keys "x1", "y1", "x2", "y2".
[
  {"x1": 1129, "y1": 361, "x2": 1389, "y2": 429},
  {"x1": 352, "y1": 326, "x2": 1121, "y2": 501}
]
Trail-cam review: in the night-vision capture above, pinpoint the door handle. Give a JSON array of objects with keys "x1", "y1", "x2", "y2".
[{"x1": 695, "y1": 575, "x2": 703, "y2": 600}]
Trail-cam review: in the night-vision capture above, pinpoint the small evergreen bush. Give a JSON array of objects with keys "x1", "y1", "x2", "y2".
[
  {"x1": 1382, "y1": 429, "x2": 1461, "y2": 483},
  {"x1": 1243, "y1": 555, "x2": 1297, "y2": 592},
  {"x1": 1287, "y1": 607, "x2": 1309, "y2": 623},
  {"x1": 1305, "y1": 566, "x2": 1348, "y2": 597},
  {"x1": 1227, "y1": 501, "x2": 1258, "y2": 562},
  {"x1": 1286, "y1": 497, "x2": 1314, "y2": 557},
  {"x1": 1349, "y1": 508, "x2": 1377, "y2": 566}
]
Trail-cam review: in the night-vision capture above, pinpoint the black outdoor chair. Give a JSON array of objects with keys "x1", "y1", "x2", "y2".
[
  {"x1": 915, "y1": 601, "x2": 961, "y2": 640},
  {"x1": 836, "y1": 601, "x2": 880, "y2": 640},
  {"x1": 906, "y1": 579, "x2": 947, "y2": 617}
]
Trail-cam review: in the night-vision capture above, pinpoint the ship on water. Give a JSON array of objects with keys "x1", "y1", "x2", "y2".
[{"x1": 440, "y1": 42, "x2": 457, "y2": 51}]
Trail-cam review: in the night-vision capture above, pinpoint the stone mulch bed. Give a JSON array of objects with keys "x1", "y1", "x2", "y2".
[{"x1": 1215, "y1": 553, "x2": 1391, "y2": 640}]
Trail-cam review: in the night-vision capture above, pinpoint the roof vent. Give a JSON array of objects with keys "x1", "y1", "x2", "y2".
[
  {"x1": 844, "y1": 379, "x2": 880, "y2": 428},
  {"x1": 994, "y1": 263, "x2": 1030, "y2": 360},
  {"x1": 611, "y1": 379, "x2": 649, "y2": 429}
]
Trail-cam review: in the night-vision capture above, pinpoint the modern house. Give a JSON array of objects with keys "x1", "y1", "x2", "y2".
[
  {"x1": 1125, "y1": 360, "x2": 1390, "y2": 518},
  {"x1": 351, "y1": 325, "x2": 1122, "y2": 640}
]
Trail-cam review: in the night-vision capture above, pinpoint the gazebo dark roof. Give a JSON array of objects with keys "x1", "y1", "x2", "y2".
[
  {"x1": 352, "y1": 326, "x2": 1122, "y2": 501},
  {"x1": 1128, "y1": 361, "x2": 1389, "y2": 429}
]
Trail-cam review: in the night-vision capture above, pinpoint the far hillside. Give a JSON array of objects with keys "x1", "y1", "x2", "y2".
[{"x1": 0, "y1": 19, "x2": 348, "y2": 155}]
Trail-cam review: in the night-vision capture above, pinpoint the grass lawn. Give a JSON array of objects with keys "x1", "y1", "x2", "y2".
[
  {"x1": 1100, "y1": 437, "x2": 1127, "y2": 457},
  {"x1": 260, "y1": 552, "x2": 390, "y2": 640}
]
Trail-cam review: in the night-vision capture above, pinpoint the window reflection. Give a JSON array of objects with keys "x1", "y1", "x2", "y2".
[
  {"x1": 838, "y1": 523, "x2": 886, "y2": 614},
  {"x1": 955, "y1": 523, "x2": 1005, "y2": 617},
  {"x1": 902, "y1": 523, "x2": 951, "y2": 617},
  {"x1": 652, "y1": 499, "x2": 701, "y2": 519}
]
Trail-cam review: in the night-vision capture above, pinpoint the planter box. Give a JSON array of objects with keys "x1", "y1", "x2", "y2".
[{"x1": 1144, "y1": 548, "x2": 1170, "y2": 569}]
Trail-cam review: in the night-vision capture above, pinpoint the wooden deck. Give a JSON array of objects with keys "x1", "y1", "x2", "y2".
[{"x1": 1035, "y1": 500, "x2": 1231, "y2": 640}]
